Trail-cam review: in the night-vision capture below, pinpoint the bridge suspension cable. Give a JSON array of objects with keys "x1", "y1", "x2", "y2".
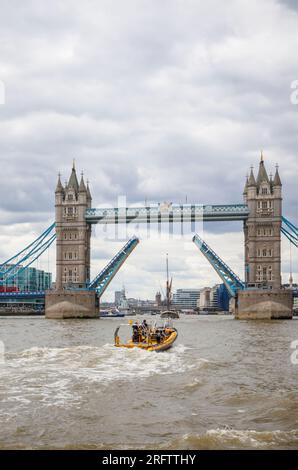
[
  {"x1": 282, "y1": 217, "x2": 298, "y2": 248},
  {"x1": 282, "y1": 216, "x2": 298, "y2": 236},
  {"x1": 0, "y1": 223, "x2": 56, "y2": 284}
]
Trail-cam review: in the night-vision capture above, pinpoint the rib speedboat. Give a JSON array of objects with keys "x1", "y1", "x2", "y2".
[{"x1": 114, "y1": 320, "x2": 178, "y2": 352}]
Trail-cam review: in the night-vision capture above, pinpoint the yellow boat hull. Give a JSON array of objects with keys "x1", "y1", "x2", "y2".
[{"x1": 115, "y1": 329, "x2": 178, "y2": 352}]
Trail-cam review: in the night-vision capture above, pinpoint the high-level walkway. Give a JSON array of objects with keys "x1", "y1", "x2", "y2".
[{"x1": 85, "y1": 203, "x2": 250, "y2": 224}]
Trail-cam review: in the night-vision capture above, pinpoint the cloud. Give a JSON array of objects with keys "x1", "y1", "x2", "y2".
[
  {"x1": 279, "y1": 0, "x2": 298, "y2": 11},
  {"x1": 0, "y1": 0, "x2": 297, "y2": 299}
]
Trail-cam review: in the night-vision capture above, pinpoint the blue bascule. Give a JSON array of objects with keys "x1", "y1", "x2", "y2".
[
  {"x1": 88, "y1": 236, "x2": 139, "y2": 297},
  {"x1": 192, "y1": 233, "x2": 245, "y2": 297},
  {"x1": 193, "y1": 218, "x2": 298, "y2": 299}
]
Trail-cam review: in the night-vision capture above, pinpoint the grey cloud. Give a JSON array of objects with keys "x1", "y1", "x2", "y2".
[{"x1": 279, "y1": 0, "x2": 298, "y2": 11}]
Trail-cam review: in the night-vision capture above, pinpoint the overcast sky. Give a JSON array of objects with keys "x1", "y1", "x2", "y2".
[{"x1": 0, "y1": 0, "x2": 297, "y2": 301}]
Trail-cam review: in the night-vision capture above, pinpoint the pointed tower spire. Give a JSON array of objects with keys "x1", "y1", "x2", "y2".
[
  {"x1": 273, "y1": 164, "x2": 282, "y2": 186},
  {"x1": 248, "y1": 166, "x2": 256, "y2": 186},
  {"x1": 256, "y1": 151, "x2": 269, "y2": 186},
  {"x1": 79, "y1": 171, "x2": 87, "y2": 192},
  {"x1": 269, "y1": 172, "x2": 273, "y2": 191},
  {"x1": 55, "y1": 173, "x2": 64, "y2": 193},
  {"x1": 67, "y1": 161, "x2": 79, "y2": 191},
  {"x1": 243, "y1": 174, "x2": 249, "y2": 195},
  {"x1": 86, "y1": 179, "x2": 92, "y2": 201}
]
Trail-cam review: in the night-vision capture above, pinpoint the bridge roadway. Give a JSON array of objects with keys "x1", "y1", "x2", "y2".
[
  {"x1": 0, "y1": 291, "x2": 45, "y2": 299},
  {"x1": 85, "y1": 203, "x2": 250, "y2": 224},
  {"x1": 0, "y1": 289, "x2": 297, "y2": 301}
]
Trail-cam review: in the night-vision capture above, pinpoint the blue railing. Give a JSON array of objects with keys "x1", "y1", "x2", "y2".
[
  {"x1": 0, "y1": 290, "x2": 45, "y2": 299},
  {"x1": 85, "y1": 204, "x2": 250, "y2": 223}
]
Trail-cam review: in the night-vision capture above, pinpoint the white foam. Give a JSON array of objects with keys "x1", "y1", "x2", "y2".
[
  {"x1": 1, "y1": 343, "x2": 210, "y2": 412},
  {"x1": 6, "y1": 343, "x2": 200, "y2": 381},
  {"x1": 205, "y1": 428, "x2": 298, "y2": 448},
  {"x1": 173, "y1": 428, "x2": 298, "y2": 449}
]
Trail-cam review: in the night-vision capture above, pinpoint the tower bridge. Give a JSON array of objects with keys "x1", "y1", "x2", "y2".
[{"x1": 0, "y1": 155, "x2": 297, "y2": 319}]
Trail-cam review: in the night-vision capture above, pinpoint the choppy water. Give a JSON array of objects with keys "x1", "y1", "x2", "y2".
[{"x1": 0, "y1": 315, "x2": 298, "y2": 449}]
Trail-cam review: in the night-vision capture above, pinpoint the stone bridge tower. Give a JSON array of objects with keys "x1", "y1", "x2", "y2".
[
  {"x1": 46, "y1": 163, "x2": 97, "y2": 319},
  {"x1": 236, "y1": 154, "x2": 292, "y2": 319},
  {"x1": 55, "y1": 163, "x2": 92, "y2": 289},
  {"x1": 243, "y1": 154, "x2": 282, "y2": 289}
]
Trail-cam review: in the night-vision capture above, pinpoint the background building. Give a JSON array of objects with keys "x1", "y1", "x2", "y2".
[
  {"x1": 198, "y1": 284, "x2": 230, "y2": 312},
  {"x1": 217, "y1": 284, "x2": 230, "y2": 311},
  {"x1": 171, "y1": 285, "x2": 230, "y2": 311},
  {"x1": 114, "y1": 289, "x2": 124, "y2": 307},
  {"x1": 172, "y1": 289, "x2": 201, "y2": 309},
  {"x1": 0, "y1": 264, "x2": 52, "y2": 291},
  {"x1": 155, "y1": 291, "x2": 162, "y2": 306}
]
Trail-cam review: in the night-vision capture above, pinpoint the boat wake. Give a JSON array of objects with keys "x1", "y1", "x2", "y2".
[
  {"x1": 165, "y1": 428, "x2": 298, "y2": 450},
  {"x1": 1, "y1": 343, "x2": 209, "y2": 411}
]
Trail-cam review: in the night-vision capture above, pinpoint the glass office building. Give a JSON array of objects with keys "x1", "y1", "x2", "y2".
[{"x1": 0, "y1": 264, "x2": 52, "y2": 291}]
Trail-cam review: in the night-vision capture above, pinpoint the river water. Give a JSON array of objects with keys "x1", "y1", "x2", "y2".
[{"x1": 0, "y1": 315, "x2": 298, "y2": 450}]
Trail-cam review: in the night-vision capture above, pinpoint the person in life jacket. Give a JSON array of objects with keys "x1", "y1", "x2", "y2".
[{"x1": 132, "y1": 321, "x2": 140, "y2": 342}]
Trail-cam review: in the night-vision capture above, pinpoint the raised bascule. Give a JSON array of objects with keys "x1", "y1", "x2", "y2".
[{"x1": 0, "y1": 155, "x2": 297, "y2": 319}]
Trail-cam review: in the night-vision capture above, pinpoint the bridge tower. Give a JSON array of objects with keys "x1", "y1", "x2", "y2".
[
  {"x1": 46, "y1": 163, "x2": 97, "y2": 318},
  {"x1": 243, "y1": 154, "x2": 282, "y2": 289},
  {"x1": 55, "y1": 162, "x2": 92, "y2": 289},
  {"x1": 236, "y1": 154, "x2": 292, "y2": 319}
]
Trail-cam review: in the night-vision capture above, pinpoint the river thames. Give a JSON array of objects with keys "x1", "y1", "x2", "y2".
[{"x1": 0, "y1": 315, "x2": 298, "y2": 450}]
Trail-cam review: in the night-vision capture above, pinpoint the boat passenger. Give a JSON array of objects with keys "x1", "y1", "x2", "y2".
[
  {"x1": 141, "y1": 319, "x2": 149, "y2": 333},
  {"x1": 156, "y1": 329, "x2": 161, "y2": 343},
  {"x1": 132, "y1": 321, "x2": 140, "y2": 342}
]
